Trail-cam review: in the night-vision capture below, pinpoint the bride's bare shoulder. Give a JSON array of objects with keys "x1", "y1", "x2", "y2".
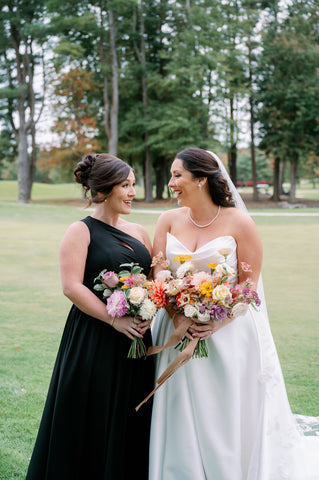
[
  {"x1": 224, "y1": 207, "x2": 261, "y2": 245},
  {"x1": 156, "y1": 207, "x2": 187, "y2": 225},
  {"x1": 223, "y1": 206, "x2": 250, "y2": 221}
]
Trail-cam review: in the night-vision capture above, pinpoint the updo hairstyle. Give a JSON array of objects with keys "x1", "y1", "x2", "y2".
[
  {"x1": 176, "y1": 148, "x2": 235, "y2": 207},
  {"x1": 74, "y1": 153, "x2": 131, "y2": 205}
]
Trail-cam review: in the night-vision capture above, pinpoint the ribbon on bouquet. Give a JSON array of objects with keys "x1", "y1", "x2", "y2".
[
  {"x1": 135, "y1": 317, "x2": 198, "y2": 411},
  {"x1": 146, "y1": 317, "x2": 194, "y2": 356}
]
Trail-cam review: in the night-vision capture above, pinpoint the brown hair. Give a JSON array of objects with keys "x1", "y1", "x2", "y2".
[
  {"x1": 176, "y1": 147, "x2": 235, "y2": 207},
  {"x1": 74, "y1": 153, "x2": 131, "y2": 205}
]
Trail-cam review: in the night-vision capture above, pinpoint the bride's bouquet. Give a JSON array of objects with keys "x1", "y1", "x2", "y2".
[
  {"x1": 94, "y1": 263, "x2": 157, "y2": 358},
  {"x1": 150, "y1": 249, "x2": 261, "y2": 358}
]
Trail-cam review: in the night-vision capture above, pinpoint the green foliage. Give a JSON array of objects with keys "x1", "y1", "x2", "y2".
[
  {"x1": 1, "y1": 0, "x2": 319, "y2": 196},
  {"x1": 237, "y1": 149, "x2": 273, "y2": 182},
  {"x1": 257, "y1": 3, "x2": 319, "y2": 161}
]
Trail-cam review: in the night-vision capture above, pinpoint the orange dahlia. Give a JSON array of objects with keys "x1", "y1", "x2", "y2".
[{"x1": 148, "y1": 278, "x2": 168, "y2": 308}]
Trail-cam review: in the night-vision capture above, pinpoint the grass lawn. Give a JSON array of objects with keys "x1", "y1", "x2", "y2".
[{"x1": 0, "y1": 182, "x2": 319, "y2": 479}]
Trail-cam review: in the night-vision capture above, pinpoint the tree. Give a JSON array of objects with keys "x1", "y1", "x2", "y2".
[
  {"x1": 97, "y1": 2, "x2": 119, "y2": 155},
  {"x1": 213, "y1": 0, "x2": 247, "y2": 186},
  {"x1": 132, "y1": 0, "x2": 153, "y2": 202},
  {"x1": 0, "y1": 0, "x2": 47, "y2": 202},
  {"x1": 257, "y1": 1, "x2": 319, "y2": 203},
  {"x1": 241, "y1": 0, "x2": 264, "y2": 201},
  {"x1": 38, "y1": 67, "x2": 101, "y2": 180}
]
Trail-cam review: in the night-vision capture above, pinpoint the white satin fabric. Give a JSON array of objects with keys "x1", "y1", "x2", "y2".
[{"x1": 149, "y1": 233, "x2": 319, "y2": 480}]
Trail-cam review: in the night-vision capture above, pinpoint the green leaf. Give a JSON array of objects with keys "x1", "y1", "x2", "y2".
[
  {"x1": 118, "y1": 270, "x2": 130, "y2": 277},
  {"x1": 132, "y1": 265, "x2": 142, "y2": 275}
]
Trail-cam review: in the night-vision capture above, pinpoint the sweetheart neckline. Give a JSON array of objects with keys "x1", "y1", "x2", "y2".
[{"x1": 167, "y1": 233, "x2": 236, "y2": 254}]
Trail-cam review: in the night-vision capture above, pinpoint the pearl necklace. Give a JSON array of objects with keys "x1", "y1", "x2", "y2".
[{"x1": 188, "y1": 205, "x2": 221, "y2": 228}]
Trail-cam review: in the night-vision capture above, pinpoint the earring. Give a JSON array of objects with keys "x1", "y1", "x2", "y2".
[
  {"x1": 104, "y1": 198, "x2": 108, "y2": 203},
  {"x1": 198, "y1": 183, "x2": 202, "y2": 190}
]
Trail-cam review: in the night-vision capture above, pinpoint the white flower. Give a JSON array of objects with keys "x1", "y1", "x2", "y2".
[
  {"x1": 215, "y1": 263, "x2": 236, "y2": 277},
  {"x1": 155, "y1": 269, "x2": 172, "y2": 281},
  {"x1": 103, "y1": 288, "x2": 113, "y2": 298},
  {"x1": 212, "y1": 285, "x2": 231, "y2": 304},
  {"x1": 218, "y1": 247, "x2": 233, "y2": 258},
  {"x1": 165, "y1": 279, "x2": 183, "y2": 295},
  {"x1": 183, "y1": 304, "x2": 198, "y2": 318},
  {"x1": 197, "y1": 311, "x2": 211, "y2": 322},
  {"x1": 129, "y1": 287, "x2": 147, "y2": 305},
  {"x1": 176, "y1": 261, "x2": 195, "y2": 279},
  {"x1": 139, "y1": 298, "x2": 157, "y2": 320},
  {"x1": 231, "y1": 302, "x2": 249, "y2": 318}
]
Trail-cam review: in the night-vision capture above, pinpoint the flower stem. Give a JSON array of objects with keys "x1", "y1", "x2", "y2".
[{"x1": 127, "y1": 336, "x2": 147, "y2": 359}]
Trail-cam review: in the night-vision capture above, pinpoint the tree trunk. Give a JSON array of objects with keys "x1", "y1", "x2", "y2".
[
  {"x1": 17, "y1": 122, "x2": 30, "y2": 203},
  {"x1": 144, "y1": 133, "x2": 153, "y2": 202},
  {"x1": 279, "y1": 159, "x2": 287, "y2": 195},
  {"x1": 229, "y1": 96, "x2": 237, "y2": 185},
  {"x1": 272, "y1": 156, "x2": 280, "y2": 202},
  {"x1": 27, "y1": 121, "x2": 37, "y2": 199},
  {"x1": 11, "y1": 16, "x2": 32, "y2": 203},
  {"x1": 289, "y1": 156, "x2": 297, "y2": 203},
  {"x1": 108, "y1": 8, "x2": 118, "y2": 155},
  {"x1": 136, "y1": 0, "x2": 153, "y2": 202},
  {"x1": 155, "y1": 156, "x2": 167, "y2": 200},
  {"x1": 248, "y1": 41, "x2": 258, "y2": 202},
  {"x1": 98, "y1": 4, "x2": 110, "y2": 142}
]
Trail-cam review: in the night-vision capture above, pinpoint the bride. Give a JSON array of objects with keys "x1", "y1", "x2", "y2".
[{"x1": 149, "y1": 148, "x2": 319, "y2": 479}]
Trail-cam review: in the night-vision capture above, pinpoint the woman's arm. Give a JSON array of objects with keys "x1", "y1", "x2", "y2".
[
  {"x1": 59, "y1": 222, "x2": 145, "y2": 340},
  {"x1": 235, "y1": 211, "x2": 263, "y2": 289},
  {"x1": 152, "y1": 211, "x2": 172, "y2": 277}
]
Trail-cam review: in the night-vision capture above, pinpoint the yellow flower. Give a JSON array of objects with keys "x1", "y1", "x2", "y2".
[
  {"x1": 199, "y1": 281, "x2": 213, "y2": 297},
  {"x1": 121, "y1": 285, "x2": 129, "y2": 289},
  {"x1": 207, "y1": 262, "x2": 218, "y2": 271},
  {"x1": 173, "y1": 255, "x2": 192, "y2": 263},
  {"x1": 119, "y1": 276, "x2": 129, "y2": 282}
]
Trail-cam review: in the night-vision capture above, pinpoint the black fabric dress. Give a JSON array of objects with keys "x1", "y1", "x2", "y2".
[{"x1": 26, "y1": 216, "x2": 155, "y2": 480}]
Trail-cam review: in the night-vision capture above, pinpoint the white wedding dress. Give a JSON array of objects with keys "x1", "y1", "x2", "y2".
[{"x1": 149, "y1": 233, "x2": 319, "y2": 480}]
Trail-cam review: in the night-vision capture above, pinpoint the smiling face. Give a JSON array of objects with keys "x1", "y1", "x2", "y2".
[
  {"x1": 107, "y1": 169, "x2": 136, "y2": 215},
  {"x1": 168, "y1": 158, "x2": 200, "y2": 206}
]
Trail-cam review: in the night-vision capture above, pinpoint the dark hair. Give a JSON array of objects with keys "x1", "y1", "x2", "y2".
[
  {"x1": 74, "y1": 153, "x2": 131, "y2": 205},
  {"x1": 176, "y1": 147, "x2": 235, "y2": 207}
]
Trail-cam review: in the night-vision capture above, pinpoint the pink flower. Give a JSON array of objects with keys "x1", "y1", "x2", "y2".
[
  {"x1": 123, "y1": 274, "x2": 145, "y2": 288},
  {"x1": 240, "y1": 262, "x2": 252, "y2": 273},
  {"x1": 192, "y1": 271, "x2": 212, "y2": 288},
  {"x1": 151, "y1": 251, "x2": 170, "y2": 269},
  {"x1": 106, "y1": 291, "x2": 129, "y2": 317},
  {"x1": 102, "y1": 271, "x2": 119, "y2": 288}
]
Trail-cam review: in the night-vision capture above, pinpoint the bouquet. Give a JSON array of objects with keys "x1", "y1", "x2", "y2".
[
  {"x1": 94, "y1": 262, "x2": 157, "y2": 358},
  {"x1": 150, "y1": 248, "x2": 261, "y2": 358}
]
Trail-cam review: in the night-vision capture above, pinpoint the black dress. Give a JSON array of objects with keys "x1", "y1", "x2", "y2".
[{"x1": 26, "y1": 217, "x2": 155, "y2": 480}]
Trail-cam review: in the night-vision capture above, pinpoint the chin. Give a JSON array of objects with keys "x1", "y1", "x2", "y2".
[{"x1": 177, "y1": 197, "x2": 189, "y2": 207}]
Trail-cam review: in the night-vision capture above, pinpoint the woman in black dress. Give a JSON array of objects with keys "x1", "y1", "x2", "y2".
[{"x1": 26, "y1": 153, "x2": 155, "y2": 480}]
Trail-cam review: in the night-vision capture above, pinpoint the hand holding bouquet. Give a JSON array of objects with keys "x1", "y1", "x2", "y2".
[
  {"x1": 94, "y1": 263, "x2": 158, "y2": 358},
  {"x1": 149, "y1": 249, "x2": 261, "y2": 358},
  {"x1": 135, "y1": 250, "x2": 261, "y2": 411}
]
